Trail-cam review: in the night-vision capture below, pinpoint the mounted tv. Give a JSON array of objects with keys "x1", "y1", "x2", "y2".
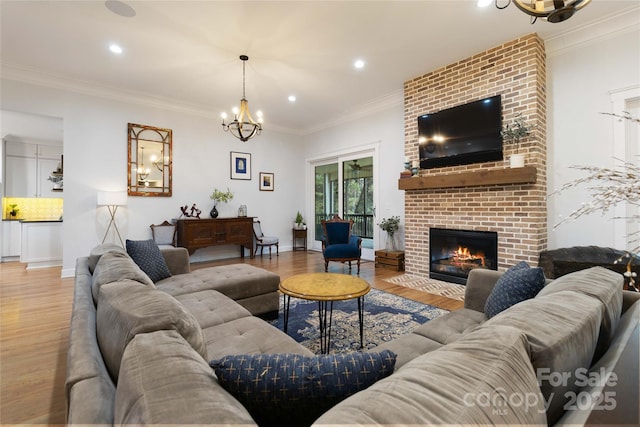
[{"x1": 418, "y1": 95, "x2": 503, "y2": 169}]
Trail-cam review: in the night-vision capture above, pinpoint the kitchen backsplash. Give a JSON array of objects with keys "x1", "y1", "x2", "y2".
[{"x1": 2, "y1": 197, "x2": 64, "y2": 220}]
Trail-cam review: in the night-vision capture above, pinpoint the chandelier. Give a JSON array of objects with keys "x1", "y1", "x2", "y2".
[
  {"x1": 221, "y1": 55, "x2": 263, "y2": 142},
  {"x1": 137, "y1": 146, "x2": 150, "y2": 181},
  {"x1": 488, "y1": 0, "x2": 592, "y2": 23}
]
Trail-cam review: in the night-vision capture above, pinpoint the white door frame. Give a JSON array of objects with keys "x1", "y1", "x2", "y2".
[{"x1": 305, "y1": 142, "x2": 380, "y2": 260}]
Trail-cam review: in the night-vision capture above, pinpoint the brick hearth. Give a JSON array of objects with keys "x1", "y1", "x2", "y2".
[{"x1": 403, "y1": 33, "x2": 547, "y2": 277}]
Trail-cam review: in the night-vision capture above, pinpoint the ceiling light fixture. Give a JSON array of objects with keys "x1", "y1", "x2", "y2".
[
  {"x1": 491, "y1": 0, "x2": 591, "y2": 23},
  {"x1": 288, "y1": 95, "x2": 296, "y2": 102},
  {"x1": 354, "y1": 59, "x2": 365, "y2": 69},
  {"x1": 109, "y1": 43, "x2": 123, "y2": 54},
  {"x1": 221, "y1": 55, "x2": 263, "y2": 142}
]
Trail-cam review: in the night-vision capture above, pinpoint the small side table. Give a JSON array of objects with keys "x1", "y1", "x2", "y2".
[{"x1": 292, "y1": 228, "x2": 307, "y2": 251}]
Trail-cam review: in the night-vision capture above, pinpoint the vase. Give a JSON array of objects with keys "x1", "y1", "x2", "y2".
[
  {"x1": 385, "y1": 232, "x2": 397, "y2": 252},
  {"x1": 210, "y1": 205, "x2": 219, "y2": 218},
  {"x1": 509, "y1": 153, "x2": 525, "y2": 168}
]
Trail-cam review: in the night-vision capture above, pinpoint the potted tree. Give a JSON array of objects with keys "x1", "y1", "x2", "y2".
[
  {"x1": 294, "y1": 211, "x2": 305, "y2": 229},
  {"x1": 502, "y1": 113, "x2": 533, "y2": 168}
]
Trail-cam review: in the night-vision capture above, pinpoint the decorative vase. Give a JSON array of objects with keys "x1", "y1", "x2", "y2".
[
  {"x1": 385, "y1": 232, "x2": 397, "y2": 252},
  {"x1": 509, "y1": 154, "x2": 525, "y2": 168},
  {"x1": 210, "y1": 205, "x2": 219, "y2": 218}
]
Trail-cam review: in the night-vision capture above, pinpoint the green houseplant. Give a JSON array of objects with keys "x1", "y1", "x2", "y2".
[
  {"x1": 294, "y1": 211, "x2": 304, "y2": 229},
  {"x1": 8, "y1": 203, "x2": 19, "y2": 218},
  {"x1": 502, "y1": 113, "x2": 533, "y2": 168},
  {"x1": 210, "y1": 188, "x2": 234, "y2": 218}
]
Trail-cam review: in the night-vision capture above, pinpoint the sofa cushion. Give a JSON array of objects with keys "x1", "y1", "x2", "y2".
[
  {"x1": 115, "y1": 330, "x2": 256, "y2": 426},
  {"x1": 96, "y1": 280, "x2": 207, "y2": 382},
  {"x1": 156, "y1": 263, "x2": 280, "y2": 301},
  {"x1": 484, "y1": 290, "x2": 603, "y2": 425},
  {"x1": 313, "y1": 324, "x2": 546, "y2": 426},
  {"x1": 211, "y1": 350, "x2": 396, "y2": 427},
  {"x1": 537, "y1": 266, "x2": 623, "y2": 361},
  {"x1": 91, "y1": 251, "x2": 155, "y2": 305},
  {"x1": 174, "y1": 290, "x2": 252, "y2": 329},
  {"x1": 126, "y1": 239, "x2": 172, "y2": 283},
  {"x1": 412, "y1": 308, "x2": 485, "y2": 344},
  {"x1": 202, "y1": 316, "x2": 313, "y2": 359},
  {"x1": 373, "y1": 333, "x2": 442, "y2": 370},
  {"x1": 484, "y1": 261, "x2": 546, "y2": 318},
  {"x1": 87, "y1": 243, "x2": 127, "y2": 274}
]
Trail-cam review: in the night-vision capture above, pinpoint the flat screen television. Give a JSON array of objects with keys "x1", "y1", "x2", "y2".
[{"x1": 418, "y1": 95, "x2": 503, "y2": 169}]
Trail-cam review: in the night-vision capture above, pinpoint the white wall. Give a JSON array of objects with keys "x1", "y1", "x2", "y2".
[
  {"x1": 546, "y1": 24, "x2": 640, "y2": 249},
  {"x1": 302, "y1": 103, "x2": 405, "y2": 249},
  {"x1": 0, "y1": 79, "x2": 304, "y2": 276}
]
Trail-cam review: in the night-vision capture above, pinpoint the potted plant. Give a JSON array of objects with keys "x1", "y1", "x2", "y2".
[
  {"x1": 294, "y1": 211, "x2": 304, "y2": 229},
  {"x1": 378, "y1": 216, "x2": 400, "y2": 252},
  {"x1": 210, "y1": 188, "x2": 234, "y2": 218},
  {"x1": 502, "y1": 113, "x2": 533, "y2": 168},
  {"x1": 8, "y1": 203, "x2": 19, "y2": 218}
]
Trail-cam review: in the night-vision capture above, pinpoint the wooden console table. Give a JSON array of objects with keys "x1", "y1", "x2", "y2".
[{"x1": 176, "y1": 217, "x2": 254, "y2": 258}]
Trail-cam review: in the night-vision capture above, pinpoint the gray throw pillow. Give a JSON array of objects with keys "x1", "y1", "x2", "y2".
[
  {"x1": 126, "y1": 239, "x2": 172, "y2": 283},
  {"x1": 484, "y1": 261, "x2": 545, "y2": 318}
]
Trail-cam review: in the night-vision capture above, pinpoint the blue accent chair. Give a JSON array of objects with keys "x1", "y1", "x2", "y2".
[{"x1": 321, "y1": 215, "x2": 362, "y2": 274}]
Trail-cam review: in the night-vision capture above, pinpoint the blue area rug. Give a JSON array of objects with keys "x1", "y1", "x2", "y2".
[{"x1": 270, "y1": 289, "x2": 449, "y2": 354}]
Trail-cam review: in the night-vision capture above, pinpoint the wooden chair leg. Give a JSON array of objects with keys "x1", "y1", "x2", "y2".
[
  {"x1": 324, "y1": 260, "x2": 329, "y2": 272},
  {"x1": 268, "y1": 246, "x2": 272, "y2": 259},
  {"x1": 276, "y1": 243, "x2": 279, "y2": 256},
  {"x1": 348, "y1": 261, "x2": 352, "y2": 271},
  {"x1": 357, "y1": 259, "x2": 361, "y2": 274}
]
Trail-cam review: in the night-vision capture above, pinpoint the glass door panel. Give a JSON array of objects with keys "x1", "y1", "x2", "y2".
[
  {"x1": 314, "y1": 162, "x2": 339, "y2": 243},
  {"x1": 343, "y1": 156, "x2": 374, "y2": 252}
]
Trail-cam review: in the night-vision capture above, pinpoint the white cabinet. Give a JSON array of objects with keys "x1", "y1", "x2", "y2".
[
  {"x1": 2, "y1": 220, "x2": 22, "y2": 259},
  {"x1": 4, "y1": 140, "x2": 63, "y2": 197},
  {"x1": 20, "y1": 221, "x2": 63, "y2": 269}
]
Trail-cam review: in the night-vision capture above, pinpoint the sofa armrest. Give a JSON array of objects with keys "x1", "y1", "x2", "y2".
[
  {"x1": 464, "y1": 269, "x2": 503, "y2": 312},
  {"x1": 160, "y1": 247, "x2": 190, "y2": 275},
  {"x1": 622, "y1": 290, "x2": 640, "y2": 314}
]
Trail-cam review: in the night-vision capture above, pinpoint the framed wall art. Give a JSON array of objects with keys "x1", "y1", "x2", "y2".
[
  {"x1": 230, "y1": 151, "x2": 251, "y2": 180},
  {"x1": 259, "y1": 172, "x2": 274, "y2": 191}
]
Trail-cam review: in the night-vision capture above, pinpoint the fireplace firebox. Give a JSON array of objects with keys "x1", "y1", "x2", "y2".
[{"x1": 429, "y1": 228, "x2": 498, "y2": 285}]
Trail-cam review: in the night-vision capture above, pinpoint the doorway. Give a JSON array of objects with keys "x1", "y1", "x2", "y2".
[{"x1": 309, "y1": 148, "x2": 378, "y2": 260}]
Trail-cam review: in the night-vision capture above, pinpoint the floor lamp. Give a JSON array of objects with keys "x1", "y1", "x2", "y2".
[{"x1": 97, "y1": 191, "x2": 128, "y2": 247}]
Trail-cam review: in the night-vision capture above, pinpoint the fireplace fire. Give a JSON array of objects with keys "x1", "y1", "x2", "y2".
[{"x1": 429, "y1": 228, "x2": 498, "y2": 285}]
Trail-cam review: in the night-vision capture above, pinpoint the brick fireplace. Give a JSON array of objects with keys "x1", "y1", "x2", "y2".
[{"x1": 403, "y1": 33, "x2": 547, "y2": 277}]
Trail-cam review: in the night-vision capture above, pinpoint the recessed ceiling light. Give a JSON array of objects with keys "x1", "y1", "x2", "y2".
[
  {"x1": 288, "y1": 95, "x2": 296, "y2": 102},
  {"x1": 354, "y1": 59, "x2": 365, "y2": 69},
  {"x1": 477, "y1": 0, "x2": 493, "y2": 7},
  {"x1": 105, "y1": 0, "x2": 136, "y2": 17},
  {"x1": 109, "y1": 44, "x2": 123, "y2": 54}
]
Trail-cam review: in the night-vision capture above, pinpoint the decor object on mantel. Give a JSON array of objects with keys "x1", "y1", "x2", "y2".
[
  {"x1": 210, "y1": 188, "x2": 234, "y2": 218},
  {"x1": 180, "y1": 204, "x2": 201, "y2": 219},
  {"x1": 220, "y1": 55, "x2": 264, "y2": 142},
  {"x1": 379, "y1": 216, "x2": 400, "y2": 251},
  {"x1": 501, "y1": 113, "x2": 534, "y2": 168},
  {"x1": 480, "y1": 0, "x2": 591, "y2": 24}
]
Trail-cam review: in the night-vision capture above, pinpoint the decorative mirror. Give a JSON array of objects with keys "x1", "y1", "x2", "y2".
[{"x1": 128, "y1": 123, "x2": 172, "y2": 197}]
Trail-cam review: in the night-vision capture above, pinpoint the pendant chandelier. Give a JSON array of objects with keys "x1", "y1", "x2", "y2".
[
  {"x1": 488, "y1": 0, "x2": 591, "y2": 23},
  {"x1": 221, "y1": 55, "x2": 263, "y2": 142}
]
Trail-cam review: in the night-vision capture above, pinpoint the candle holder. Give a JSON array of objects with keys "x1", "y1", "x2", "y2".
[
  {"x1": 404, "y1": 161, "x2": 411, "y2": 170},
  {"x1": 411, "y1": 167, "x2": 419, "y2": 176}
]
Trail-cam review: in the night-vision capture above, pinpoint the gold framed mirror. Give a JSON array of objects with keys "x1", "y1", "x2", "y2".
[{"x1": 128, "y1": 123, "x2": 172, "y2": 197}]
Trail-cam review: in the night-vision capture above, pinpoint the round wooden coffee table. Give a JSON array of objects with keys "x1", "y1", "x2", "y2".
[{"x1": 279, "y1": 272, "x2": 370, "y2": 354}]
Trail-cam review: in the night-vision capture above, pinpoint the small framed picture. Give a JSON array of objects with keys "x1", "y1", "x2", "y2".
[
  {"x1": 259, "y1": 172, "x2": 274, "y2": 191},
  {"x1": 230, "y1": 151, "x2": 251, "y2": 180}
]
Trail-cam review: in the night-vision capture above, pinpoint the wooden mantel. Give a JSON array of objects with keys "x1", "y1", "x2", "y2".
[{"x1": 398, "y1": 166, "x2": 537, "y2": 190}]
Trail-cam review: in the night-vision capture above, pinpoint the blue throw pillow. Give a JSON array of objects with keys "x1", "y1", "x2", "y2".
[
  {"x1": 210, "y1": 350, "x2": 397, "y2": 427},
  {"x1": 125, "y1": 239, "x2": 171, "y2": 283},
  {"x1": 484, "y1": 261, "x2": 546, "y2": 319}
]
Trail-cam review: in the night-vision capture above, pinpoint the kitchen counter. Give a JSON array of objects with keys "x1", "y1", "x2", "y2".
[
  {"x1": 19, "y1": 219, "x2": 63, "y2": 223},
  {"x1": 20, "y1": 221, "x2": 62, "y2": 269}
]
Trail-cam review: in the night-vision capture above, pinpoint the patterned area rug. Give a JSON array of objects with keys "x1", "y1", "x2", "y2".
[
  {"x1": 270, "y1": 289, "x2": 448, "y2": 354},
  {"x1": 384, "y1": 274, "x2": 466, "y2": 301}
]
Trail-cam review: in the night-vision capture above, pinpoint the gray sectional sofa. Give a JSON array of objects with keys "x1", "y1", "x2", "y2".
[{"x1": 66, "y1": 244, "x2": 639, "y2": 426}]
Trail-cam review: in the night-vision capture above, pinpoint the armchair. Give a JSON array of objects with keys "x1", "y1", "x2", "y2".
[{"x1": 321, "y1": 215, "x2": 362, "y2": 274}]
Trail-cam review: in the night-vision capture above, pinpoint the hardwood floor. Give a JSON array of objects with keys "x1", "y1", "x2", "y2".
[{"x1": 0, "y1": 250, "x2": 463, "y2": 426}]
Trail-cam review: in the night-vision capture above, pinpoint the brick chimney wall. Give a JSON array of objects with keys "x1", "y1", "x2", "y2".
[{"x1": 403, "y1": 33, "x2": 547, "y2": 276}]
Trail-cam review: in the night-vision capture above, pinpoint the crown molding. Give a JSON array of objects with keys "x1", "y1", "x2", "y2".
[
  {"x1": 301, "y1": 89, "x2": 404, "y2": 135},
  {"x1": 545, "y1": 5, "x2": 640, "y2": 56}
]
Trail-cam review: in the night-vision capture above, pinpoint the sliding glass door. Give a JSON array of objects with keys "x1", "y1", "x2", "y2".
[{"x1": 312, "y1": 152, "x2": 376, "y2": 260}]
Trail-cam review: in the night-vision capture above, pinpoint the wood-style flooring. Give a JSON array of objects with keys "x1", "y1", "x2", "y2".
[{"x1": 0, "y1": 250, "x2": 463, "y2": 426}]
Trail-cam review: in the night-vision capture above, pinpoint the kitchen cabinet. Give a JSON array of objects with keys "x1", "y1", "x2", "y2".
[
  {"x1": 20, "y1": 220, "x2": 63, "y2": 269},
  {"x1": 2, "y1": 220, "x2": 22, "y2": 260},
  {"x1": 4, "y1": 140, "x2": 63, "y2": 197}
]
